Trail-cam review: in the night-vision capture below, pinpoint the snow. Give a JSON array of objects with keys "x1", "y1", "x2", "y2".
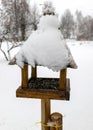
[
  {"x1": 0, "y1": 41, "x2": 93, "y2": 130},
  {"x1": 42, "y1": 1, "x2": 55, "y2": 15},
  {"x1": 15, "y1": 15, "x2": 77, "y2": 71}
]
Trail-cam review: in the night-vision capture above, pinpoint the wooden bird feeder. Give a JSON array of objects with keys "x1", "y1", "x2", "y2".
[{"x1": 16, "y1": 64, "x2": 70, "y2": 130}]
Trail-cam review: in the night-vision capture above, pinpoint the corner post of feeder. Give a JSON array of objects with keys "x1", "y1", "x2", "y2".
[
  {"x1": 21, "y1": 64, "x2": 28, "y2": 88},
  {"x1": 59, "y1": 69, "x2": 67, "y2": 90},
  {"x1": 41, "y1": 99, "x2": 51, "y2": 130},
  {"x1": 31, "y1": 66, "x2": 37, "y2": 78}
]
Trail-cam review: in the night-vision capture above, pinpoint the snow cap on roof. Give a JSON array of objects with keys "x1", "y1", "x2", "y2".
[
  {"x1": 42, "y1": 1, "x2": 55, "y2": 15},
  {"x1": 38, "y1": 15, "x2": 59, "y2": 30}
]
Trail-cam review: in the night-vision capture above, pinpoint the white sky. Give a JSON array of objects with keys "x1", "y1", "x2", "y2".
[{"x1": 30, "y1": 0, "x2": 93, "y2": 17}]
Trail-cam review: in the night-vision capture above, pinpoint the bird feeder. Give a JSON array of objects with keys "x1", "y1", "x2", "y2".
[{"x1": 16, "y1": 64, "x2": 70, "y2": 130}]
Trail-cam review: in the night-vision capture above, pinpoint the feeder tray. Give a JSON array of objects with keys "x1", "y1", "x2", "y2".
[{"x1": 16, "y1": 64, "x2": 70, "y2": 100}]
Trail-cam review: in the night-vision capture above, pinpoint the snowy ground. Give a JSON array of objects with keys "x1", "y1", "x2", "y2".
[{"x1": 0, "y1": 41, "x2": 93, "y2": 130}]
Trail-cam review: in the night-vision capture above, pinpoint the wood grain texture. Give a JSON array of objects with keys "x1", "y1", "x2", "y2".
[
  {"x1": 21, "y1": 64, "x2": 28, "y2": 88},
  {"x1": 59, "y1": 69, "x2": 67, "y2": 90},
  {"x1": 41, "y1": 99, "x2": 51, "y2": 130},
  {"x1": 31, "y1": 66, "x2": 37, "y2": 78}
]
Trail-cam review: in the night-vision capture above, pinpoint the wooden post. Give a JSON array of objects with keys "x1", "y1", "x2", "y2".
[
  {"x1": 59, "y1": 69, "x2": 66, "y2": 90},
  {"x1": 21, "y1": 64, "x2": 28, "y2": 88},
  {"x1": 49, "y1": 112, "x2": 63, "y2": 130},
  {"x1": 41, "y1": 99, "x2": 51, "y2": 130},
  {"x1": 31, "y1": 66, "x2": 37, "y2": 78}
]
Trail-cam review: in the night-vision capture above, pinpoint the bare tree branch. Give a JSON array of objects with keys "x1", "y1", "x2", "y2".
[{"x1": 0, "y1": 42, "x2": 8, "y2": 60}]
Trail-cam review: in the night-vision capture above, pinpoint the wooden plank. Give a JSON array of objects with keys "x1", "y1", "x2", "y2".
[
  {"x1": 59, "y1": 69, "x2": 67, "y2": 90},
  {"x1": 16, "y1": 87, "x2": 66, "y2": 100},
  {"x1": 31, "y1": 66, "x2": 37, "y2": 78},
  {"x1": 21, "y1": 64, "x2": 28, "y2": 88},
  {"x1": 41, "y1": 99, "x2": 51, "y2": 130}
]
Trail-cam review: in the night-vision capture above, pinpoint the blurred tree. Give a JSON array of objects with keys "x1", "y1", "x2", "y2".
[
  {"x1": 75, "y1": 10, "x2": 85, "y2": 40},
  {"x1": 1, "y1": 0, "x2": 31, "y2": 41},
  {"x1": 30, "y1": 4, "x2": 40, "y2": 30},
  {"x1": 75, "y1": 10, "x2": 93, "y2": 40},
  {"x1": 60, "y1": 9, "x2": 75, "y2": 39}
]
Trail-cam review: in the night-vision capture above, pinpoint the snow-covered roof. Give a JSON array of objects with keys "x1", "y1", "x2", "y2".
[{"x1": 15, "y1": 15, "x2": 77, "y2": 71}]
